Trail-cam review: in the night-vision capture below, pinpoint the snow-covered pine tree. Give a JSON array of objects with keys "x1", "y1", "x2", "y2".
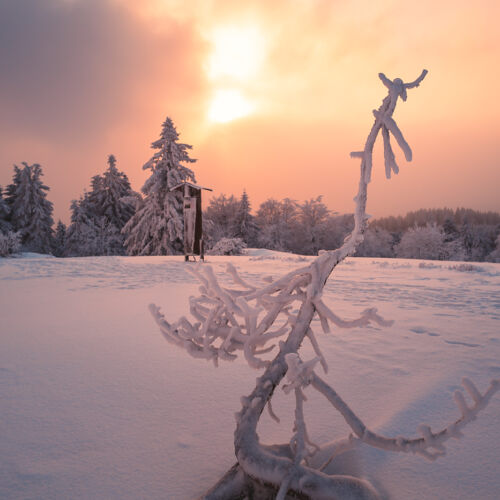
[
  {"x1": 122, "y1": 117, "x2": 196, "y2": 255},
  {"x1": 64, "y1": 197, "x2": 99, "y2": 256},
  {"x1": 52, "y1": 220, "x2": 67, "y2": 257},
  {"x1": 0, "y1": 186, "x2": 12, "y2": 234},
  {"x1": 5, "y1": 163, "x2": 54, "y2": 253},
  {"x1": 232, "y1": 190, "x2": 258, "y2": 246},
  {"x1": 89, "y1": 155, "x2": 136, "y2": 231},
  {"x1": 87, "y1": 155, "x2": 135, "y2": 255},
  {"x1": 0, "y1": 185, "x2": 20, "y2": 256},
  {"x1": 0, "y1": 231, "x2": 21, "y2": 257},
  {"x1": 65, "y1": 156, "x2": 136, "y2": 256},
  {"x1": 65, "y1": 196, "x2": 123, "y2": 257}
]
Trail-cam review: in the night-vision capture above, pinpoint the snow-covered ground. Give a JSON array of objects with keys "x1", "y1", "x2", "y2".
[{"x1": 0, "y1": 251, "x2": 499, "y2": 499}]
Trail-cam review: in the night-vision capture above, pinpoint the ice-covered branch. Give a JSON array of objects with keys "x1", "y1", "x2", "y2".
[
  {"x1": 148, "y1": 71, "x2": 498, "y2": 500},
  {"x1": 404, "y1": 69, "x2": 429, "y2": 89},
  {"x1": 314, "y1": 300, "x2": 394, "y2": 330},
  {"x1": 311, "y1": 374, "x2": 500, "y2": 461},
  {"x1": 354, "y1": 70, "x2": 427, "y2": 184}
]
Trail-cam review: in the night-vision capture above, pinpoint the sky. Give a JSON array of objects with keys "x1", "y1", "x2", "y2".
[{"x1": 0, "y1": 0, "x2": 499, "y2": 224}]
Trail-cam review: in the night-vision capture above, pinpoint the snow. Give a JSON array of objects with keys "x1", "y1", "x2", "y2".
[{"x1": 0, "y1": 253, "x2": 499, "y2": 499}]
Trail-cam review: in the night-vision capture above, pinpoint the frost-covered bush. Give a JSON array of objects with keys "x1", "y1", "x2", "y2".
[
  {"x1": 395, "y1": 223, "x2": 448, "y2": 260},
  {"x1": 486, "y1": 234, "x2": 500, "y2": 263},
  {"x1": 355, "y1": 226, "x2": 394, "y2": 257},
  {"x1": 418, "y1": 262, "x2": 442, "y2": 270},
  {"x1": 448, "y1": 263, "x2": 484, "y2": 273},
  {"x1": 209, "y1": 237, "x2": 247, "y2": 256},
  {"x1": 0, "y1": 231, "x2": 21, "y2": 256},
  {"x1": 149, "y1": 71, "x2": 499, "y2": 500}
]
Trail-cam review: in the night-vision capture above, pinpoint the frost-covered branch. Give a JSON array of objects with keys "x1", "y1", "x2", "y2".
[
  {"x1": 311, "y1": 374, "x2": 500, "y2": 461},
  {"x1": 149, "y1": 70, "x2": 495, "y2": 499}
]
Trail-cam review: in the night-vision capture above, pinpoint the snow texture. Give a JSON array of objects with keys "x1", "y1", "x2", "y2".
[{"x1": 0, "y1": 252, "x2": 499, "y2": 499}]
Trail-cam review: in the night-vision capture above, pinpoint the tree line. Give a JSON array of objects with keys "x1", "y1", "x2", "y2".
[
  {"x1": 1, "y1": 117, "x2": 499, "y2": 261},
  {"x1": 202, "y1": 194, "x2": 500, "y2": 262}
]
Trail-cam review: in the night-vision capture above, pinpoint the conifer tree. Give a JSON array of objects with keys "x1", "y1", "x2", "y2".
[
  {"x1": 65, "y1": 155, "x2": 135, "y2": 256},
  {"x1": 64, "y1": 197, "x2": 98, "y2": 256},
  {"x1": 122, "y1": 117, "x2": 196, "y2": 255},
  {"x1": 232, "y1": 190, "x2": 258, "y2": 246},
  {"x1": 88, "y1": 155, "x2": 135, "y2": 230},
  {"x1": 6, "y1": 163, "x2": 54, "y2": 253},
  {"x1": 0, "y1": 186, "x2": 12, "y2": 234},
  {"x1": 52, "y1": 220, "x2": 67, "y2": 257}
]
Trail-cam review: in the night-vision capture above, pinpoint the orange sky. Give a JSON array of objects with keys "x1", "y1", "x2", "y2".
[{"x1": 1, "y1": 0, "x2": 499, "y2": 223}]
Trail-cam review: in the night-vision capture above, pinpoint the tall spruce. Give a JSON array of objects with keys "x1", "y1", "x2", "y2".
[
  {"x1": 232, "y1": 190, "x2": 258, "y2": 246},
  {"x1": 89, "y1": 155, "x2": 135, "y2": 230},
  {"x1": 6, "y1": 163, "x2": 54, "y2": 253},
  {"x1": 64, "y1": 197, "x2": 99, "y2": 256},
  {"x1": 123, "y1": 117, "x2": 196, "y2": 255},
  {"x1": 0, "y1": 186, "x2": 12, "y2": 234},
  {"x1": 65, "y1": 155, "x2": 135, "y2": 256},
  {"x1": 52, "y1": 220, "x2": 67, "y2": 257}
]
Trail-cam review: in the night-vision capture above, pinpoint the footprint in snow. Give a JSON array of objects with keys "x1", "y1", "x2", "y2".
[
  {"x1": 444, "y1": 340, "x2": 481, "y2": 348},
  {"x1": 409, "y1": 327, "x2": 440, "y2": 337}
]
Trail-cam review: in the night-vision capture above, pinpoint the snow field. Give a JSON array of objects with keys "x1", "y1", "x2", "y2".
[{"x1": 0, "y1": 251, "x2": 499, "y2": 499}]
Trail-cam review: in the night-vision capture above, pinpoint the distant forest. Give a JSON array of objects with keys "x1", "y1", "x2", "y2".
[
  {"x1": 202, "y1": 193, "x2": 500, "y2": 262},
  {"x1": 2, "y1": 117, "x2": 499, "y2": 262},
  {"x1": 1, "y1": 159, "x2": 499, "y2": 262}
]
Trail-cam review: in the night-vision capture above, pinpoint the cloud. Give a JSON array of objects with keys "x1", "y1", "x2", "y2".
[{"x1": 0, "y1": 0, "x2": 207, "y2": 144}]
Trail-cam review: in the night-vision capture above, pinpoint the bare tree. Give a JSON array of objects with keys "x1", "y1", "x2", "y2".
[{"x1": 149, "y1": 71, "x2": 499, "y2": 499}]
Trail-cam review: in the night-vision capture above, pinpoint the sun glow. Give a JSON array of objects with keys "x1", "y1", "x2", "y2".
[
  {"x1": 208, "y1": 89, "x2": 254, "y2": 123},
  {"x1": 208, "y1": 25, "x2": 265, "y2": 81},
  {"x1": 206, "y1": 24, "x2": 265, "y2": 123}
]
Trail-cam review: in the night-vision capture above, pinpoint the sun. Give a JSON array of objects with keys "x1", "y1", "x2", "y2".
[
  {"x1": 206, "y1": 24, "x2": 266, "y2": 123},
  {"x1": 208, "y1": 89, "x2": 254, "y2": 123}
]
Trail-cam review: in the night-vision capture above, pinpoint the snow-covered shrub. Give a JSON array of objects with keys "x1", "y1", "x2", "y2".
[
  {"x1": 355, "y1": 226, "x2": 394, "y2": 257},
  {"x1": 418, "y1": 261, "x2": 442, "y2": 269},
  {"x1": 209, "y1": 237, "x2": 247, "y2": 256},
  {"x1": 486, "y1": 234, "x2": 500, "y2": 263},
  {"x1": 149, "y1": 71, "x2": 499, "y2": 499},
  {"x1": 448, "y1": 263, "x2": 484, "y2": 273},
  {"x1": 0, "y1": 231, "x2": 21, "y2": 256},
  {"x1": 395, "y1": 223, "x2": 447, "y2": 260}
]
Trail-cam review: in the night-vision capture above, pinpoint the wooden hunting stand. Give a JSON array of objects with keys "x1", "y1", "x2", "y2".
[{"x1": 170, "y1": 182, "x2": 212, "y2": 261}]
